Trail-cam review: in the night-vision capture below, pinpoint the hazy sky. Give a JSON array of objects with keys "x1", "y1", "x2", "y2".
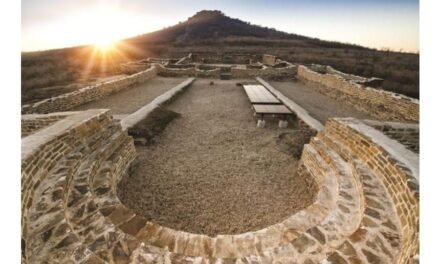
[{"x1": 22, "y1": 0, "x2": 419, "y2": 52}]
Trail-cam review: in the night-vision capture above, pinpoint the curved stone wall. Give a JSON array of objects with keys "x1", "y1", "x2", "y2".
[
  {"x1": 21, "y1": 109, "x2": 418, "y2": 263},
  {"x1": 21, "y1": 112, "x2": 74, "y2": 137},
  {"x1": 297, "y1": 65, "x2": 419, "y2": 122},
  {"x1": 321, "y1": 118, "x2": 419, "y2": 263}
]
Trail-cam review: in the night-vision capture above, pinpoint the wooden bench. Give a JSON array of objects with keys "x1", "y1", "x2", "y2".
[
  {"x1": 252, "y1": 104, "x2": 293, "y2": 128},
  {"x1": 243, "y1": 84, "x2": 281, "y2": 105}
]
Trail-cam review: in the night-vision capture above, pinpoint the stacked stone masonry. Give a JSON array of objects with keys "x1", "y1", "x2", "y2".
[
  {"x1": 21, "y1": 107, "x2": 418, "y2": 263},
  {"x1": 156, "y1": 64, "x2": 221, "y2": 78},
  {"x1": 363, "y1": 120, "x2": 419, "y2": 154},
  {"x1": 21, "y1": 66, "x2": 158, "y2": 114},
  {"x1": 262, "y1": 54, "x2": 277, "y2": 66},
  {"x1": 297, "y1": 65, "x2": 419, "y2": 122},
  {"x1": 21, "y1": 112, "x2": 73, "y2": 137},
  {"x1": 231, "y1": 63, "x2": 296, "y2": 79}
]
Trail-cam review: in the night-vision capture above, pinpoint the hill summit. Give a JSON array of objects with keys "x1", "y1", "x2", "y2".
[{"x1": 129, "y1": 10, "x2": 311, "y2": 44}]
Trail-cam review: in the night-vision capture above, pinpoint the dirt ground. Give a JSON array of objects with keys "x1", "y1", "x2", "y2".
[
  {"x1": 72, "y1": 77, "x2": 187, "y2": 114},
  {"x1": 118, "y1": 79, "x2": 318, "y2": 236},
  {"x1": 270, "y1": 80, "x2": 373, "y2": 124}
]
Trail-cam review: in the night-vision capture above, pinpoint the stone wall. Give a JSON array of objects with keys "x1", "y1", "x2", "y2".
[
  {"x1": 320, "y1": 118, "x2": 419, "y2": 263},
  {"x1": 121, "y1": 63, "x2": 151, "y2": 74},
  {"x1": 156, "y1": 64, "x2": 196, "y2": 77},
  {"x1": 156, "y1": 64, "x2": 221, "y2": 78},
  {"x1": 297, "y1": 65, "x2": 419, "y2": 122},
  {"x1": 363, "y1": 119, "x2": 419, "y2": 153},
  {"x1": 262, "y1": 54, "x2": 277, "y2": 66},
  {"x1": 191, "y1": 53, "x2": 258, "y2": 64},
  {"x1": 21, "y1": 109, "x2": 137, "y2": 263},
  {"x1": 232, "y1": 64, "x2": 297, "y2": 80},
  {"x1": 325, "y1": 66, "x2": 368, "y2": 82},
  {"x1": 21, "y1": 112, "x2": 74, "y2": 137},
  {"x1": 175, "y1": 53, "x2": 192, "y2": 64},
  {"x1": 324, "y1": 66, "x2": 384, "y2": 87},
  {"x1": 21, "y1": 109, "x2": 418, "y2": 262},
  {"x1": 22, "y1": 66, "x2": 158, "y2": 114},
  {"x1": 159, "y1": 63, "x2": 296, "y2": 80}
]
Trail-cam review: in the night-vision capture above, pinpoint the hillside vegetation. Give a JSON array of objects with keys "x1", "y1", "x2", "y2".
[{"x1": 22, "y1": 10, "x2": 419, "y2": 103}]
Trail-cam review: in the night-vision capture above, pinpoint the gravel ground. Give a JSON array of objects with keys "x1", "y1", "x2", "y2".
[
  {"x1": 72, "y1": 77, "x2": 187, "y2": 114},
  {"x1": 270, "y1": 80, "x2": 373, "y2": 124},
  {"x1": 118, "y1": 79, "x2": 318, "y2": 236}
]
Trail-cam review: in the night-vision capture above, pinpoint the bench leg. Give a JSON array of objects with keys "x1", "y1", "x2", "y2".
[
  {"x1": 257, "y1": 119, "x2": 266, "y2": 128},
  {"x1": 278, "y1": 120, "x2": 288, "y2": 128}
]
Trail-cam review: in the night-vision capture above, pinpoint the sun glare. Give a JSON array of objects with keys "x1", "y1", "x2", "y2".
[{"x1": 94, "y1": 39, "x2": 117, "y2": 53}]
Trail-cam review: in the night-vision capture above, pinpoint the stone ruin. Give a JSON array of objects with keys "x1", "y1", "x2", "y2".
[{"x1": 21, "y1": 54, "x2": 419, "y2": 263}]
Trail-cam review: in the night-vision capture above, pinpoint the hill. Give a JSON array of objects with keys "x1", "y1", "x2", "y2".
[
  {"x1": 126, "y1": 10, "x2": 366, "y2": 49},
  {"x1": 21, "y1": 10, "x2": 419, "y2": 103}
]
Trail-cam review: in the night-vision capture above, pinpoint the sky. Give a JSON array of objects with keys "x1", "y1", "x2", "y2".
[{"x1": 21, "y1": 0, "x2": 419, "y2": 52}]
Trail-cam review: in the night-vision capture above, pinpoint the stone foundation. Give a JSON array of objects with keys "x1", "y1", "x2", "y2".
[
  {"x1": 262, "y1": 54, "x2": 277, "y2": 66},
  {"x1": 362, "y1": 119, "x2": 419, "y2": 153},
  {"x1": 21, "y1": 66, "x2": 158, "y2": 114},
  {"x1": 231, "y1": 63, "x2": 296, "y2": 79},
  {"x1": 297, "y1": 65, "x2": 419, "y2": 122},
  {"x1": 156, "y1": 64, "x2": 221, "y2": 78},
  {"x1": 21, "y1": 112, "x2": 73, "y2": 137},
  {"x1": 21, "y1": 108, "x2": 418, "y2": 263}
]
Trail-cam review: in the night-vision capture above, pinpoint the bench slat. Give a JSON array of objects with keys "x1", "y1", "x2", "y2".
[
  {"x1": 253, "y1": 104, "x2": 292, "y2": 115},
  {"x1": 243, "y1": 85, "x2": 281, "y2": 104}
]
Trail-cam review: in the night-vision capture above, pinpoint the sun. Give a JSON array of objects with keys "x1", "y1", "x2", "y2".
[{"x1": 94, "y1": 38, "x2": 117, "y2": 53}]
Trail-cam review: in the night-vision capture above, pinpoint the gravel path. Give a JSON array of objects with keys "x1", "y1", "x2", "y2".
[
  {"x1": 72, "y1": 77, "x2": 187, "y2": 114},
  {"x1": 118, "y1": 79, "x2": 318, "y2": 236},
  {"x1": 270, "y1": 80, "x2": 373, "y2": 124}
]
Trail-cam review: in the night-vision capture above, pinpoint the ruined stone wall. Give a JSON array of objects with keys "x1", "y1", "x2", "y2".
[
  {"x1": 175, "y1": 53, "x2": 192, "y2": 64},
  {"x1": 121, "y1": 63, "x2": 150, "y2": 74},
  {"x1": 363, "y1": 120, "x2": 419, "y2": 153},
  {"x1": 156, "y1": 64, "x2": 196, "y2": 77},
  {"x1": 157, "y1": 64, "x2": 221, "y2": 78},
  {"x1": 22, "y1": 66, "x2": 158, "y2": 114},
  {"x1": 21, "y1": 112, "x2": 73, "y2": 137},
  {"x1": 297, "y1": 65, "x2": 419, "y2": 122},
  {"x1": 21, "y1": 108, "x2": 418, "y2": 262},
  {"x1": 322, "y1": 118, "x2": 419, "y2": 263},
  {"x1": 191, "y1": 53, "x2": 257, "y2": 64},
  {"x1": 262, "y1": 54, "x2": 277, "y2": 66},
  {"x1": 232, "y1": 65, "x2": 297, "y2": 80},
  {"x1": 325, "y1": 66, "x2": 367, "y2": 82},
  {"x1": 159, "y1": 64, "x2": 296, "y2": 79},
  {"x1": 21, "y1": 109, "x2": 137, "y2": 263}
]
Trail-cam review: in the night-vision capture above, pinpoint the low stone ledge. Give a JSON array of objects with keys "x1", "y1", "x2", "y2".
[
  {"x1": 362, "y1": 119, "x2": 419, "y2": 153},
  {"x1": 120, "y1": 78, "x2": 195, "y2": 130},
  {"x1": 339, "y1": 118, "x2": 419, "y2": 182},
  {"x1": 21, "y1": 111, "x2": 78, "y2": 137},
  {"x1": 21, "y1": 109, "x2": 110, "y2": 161}
]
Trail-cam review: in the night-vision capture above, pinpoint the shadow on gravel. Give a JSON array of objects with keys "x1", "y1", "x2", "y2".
[
  {"x1": 276, "y1": 130, "x2": 314, "y2": 159},
  {"x1": 127, "y1": 107, "x2": 180, "y2": 145}
]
